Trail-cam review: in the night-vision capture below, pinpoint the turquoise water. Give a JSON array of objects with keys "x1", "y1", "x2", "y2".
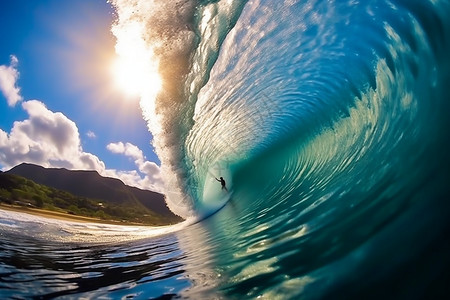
[{"x1": 1, "y1": 0, "x2": 450, "y2": 298}]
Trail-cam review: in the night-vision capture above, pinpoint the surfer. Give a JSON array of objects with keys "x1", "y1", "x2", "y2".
[{"x1": 215, "y1": 176, "x2": 228, "y2": 192}]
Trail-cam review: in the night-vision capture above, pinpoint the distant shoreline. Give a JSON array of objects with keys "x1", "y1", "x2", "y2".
[{"x1": 0, "y1": 204, "x2": 150, "y2": 226}]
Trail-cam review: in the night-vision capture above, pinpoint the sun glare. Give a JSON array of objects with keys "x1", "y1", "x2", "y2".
[
  {"x1": 111, "y1": 21, "x2": 162, "y2": 99},
  {"x1": 112, "y1": 55, "x2": 162, "y2": 99}
]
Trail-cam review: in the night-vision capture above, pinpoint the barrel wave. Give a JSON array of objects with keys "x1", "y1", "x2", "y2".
[
  {"x1": 122, "y1": 0, "x2": 450, "y2": 296},
  {"x1": 110, "y1": 0, "x2": 449, "y2": 222},
  {"x1": 1, "y1": 0, "x2": 450, "y2": 299},
  {"x1": 141, "y1": 0, "x2": 450, "y2": 297}
]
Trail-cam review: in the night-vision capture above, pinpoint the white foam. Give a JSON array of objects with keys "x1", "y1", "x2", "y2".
[{"x1": 0, "y1": 208, "x2": 194, "y2": 243}]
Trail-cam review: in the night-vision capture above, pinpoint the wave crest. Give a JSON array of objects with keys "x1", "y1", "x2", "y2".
[{"x1": 110, "y1": 0, "x2": 247, "y2": 218}]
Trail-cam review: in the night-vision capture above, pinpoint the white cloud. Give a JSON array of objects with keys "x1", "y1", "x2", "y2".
[
  {"x1": 0, "y1": 99, "x2": 163, "y2": 193},
  {"x1": 107, "y1": 141, "x2": 126, "y2": 155},
  {"x1": 107, "y1": 141, "x2": 164, "y2": 192},
  {"x1": 107, "y1": 141, "x2": 143, "y2": 161},
  {"x1": 0, "y1": 100, "x2": 106, "y2": 172},
  {"x1": 86, "y1": 130, "x2": 96, "y2": 139},
  {"x1": 0, "y1": 55, "x2": 23, "y2": 106}
]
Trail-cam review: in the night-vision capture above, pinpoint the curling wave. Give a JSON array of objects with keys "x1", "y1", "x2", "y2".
[{"x1": 111, "y1": 0, "x2": 449, "y2": 223}]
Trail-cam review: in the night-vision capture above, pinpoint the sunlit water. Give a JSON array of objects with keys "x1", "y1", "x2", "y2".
[{"x1": 2, "y1": 0, "x2": 450, "y2": 299}]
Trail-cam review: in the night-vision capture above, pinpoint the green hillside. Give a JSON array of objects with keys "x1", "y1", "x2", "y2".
[
  {"x1": 7, "y1": 163, "x2": 174, "y2": 216},
  {"x1": 0, "y1": 171, "x2": 182, "y2": 225}
]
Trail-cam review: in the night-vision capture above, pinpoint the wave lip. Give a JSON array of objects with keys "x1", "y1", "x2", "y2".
[{"x1": 110, "y1": 0, "x2": 247, "y2": 218}]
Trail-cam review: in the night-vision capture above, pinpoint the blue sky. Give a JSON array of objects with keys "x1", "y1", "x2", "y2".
[{"x1": 0, "y1": 0, "x2": 163, "y2": 191}]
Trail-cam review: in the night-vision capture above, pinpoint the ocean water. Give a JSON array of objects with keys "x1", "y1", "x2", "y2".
[{"x1": 1, "y1": 0, "x2": 450, "y2": 299}]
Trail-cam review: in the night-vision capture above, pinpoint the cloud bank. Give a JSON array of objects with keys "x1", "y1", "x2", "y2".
[
  {"x1": 0, "y1": 55, "x2": 23, "y2": 106},
  {"x1": 0, "y1": 100, "x2": 103, "y2": 171},
  {"x1": 0, "y1": 100, "x2": 163, "y2": 192}
]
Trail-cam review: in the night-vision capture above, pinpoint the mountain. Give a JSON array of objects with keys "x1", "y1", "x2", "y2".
[{"x1": 6, "y1": 163, "x2": 180, "y2": 219}]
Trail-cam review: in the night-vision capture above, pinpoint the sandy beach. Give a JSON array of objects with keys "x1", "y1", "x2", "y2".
[{"x1": 0, "y1": 203, "x2": 146, "y2": 226}]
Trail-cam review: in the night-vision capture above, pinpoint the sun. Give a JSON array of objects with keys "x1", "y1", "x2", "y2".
[
  {"x1": 112, "y1": 54, "x2": 162, "y2": 99},
  {"x1": 110, "y1": 17, "x2": 162, "y2": 100}
]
